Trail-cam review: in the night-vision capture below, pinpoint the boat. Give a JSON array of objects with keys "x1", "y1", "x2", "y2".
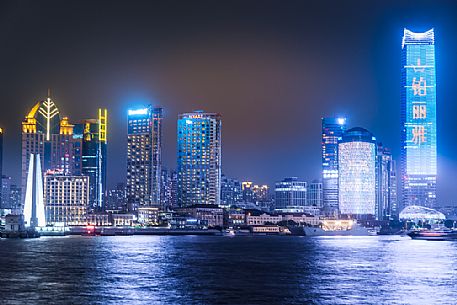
[
  {"x1": 407, "y1": 229, "x2": 457, "y2": 241},
  {"x1": 303, "y1": 219, "x2": 370, "y2": 236}
]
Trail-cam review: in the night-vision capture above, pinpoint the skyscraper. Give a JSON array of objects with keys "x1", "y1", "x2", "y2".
[
  {"x1": 126, "y1": 106, "x2": 162, "y2": 211},
  {"x1": 401, "y1": 28, "x2": 437, "y2": 208},
  {"x1": 21, "y1": 93, "x2": 65, "y2": 209},
  {"x1": 0, "y1": 128, "x2": 3, "y2": 205},
  {"x1": 376, "y1": 144, "x2": 398, "y2": 220},
  {"x1": 321, "y1": 117, "x2": 346, "y2": 213},
  {"x1": 220, "y1": 175, "x2": 242, "y2": 206},
  {"x1": 73, "y1": 109, "x2": 108, "y2": 210},
  {"x1": 338, "y1": 127, "x2": 376, "y2": 219},
  {"x1": 177, "y1": 111, "x2": 221, "y2": 206}
]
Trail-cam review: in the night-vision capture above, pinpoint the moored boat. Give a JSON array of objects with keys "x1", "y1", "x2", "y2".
[{"x1": 407, "y1": 229, "x2": 457, "y2": 241}]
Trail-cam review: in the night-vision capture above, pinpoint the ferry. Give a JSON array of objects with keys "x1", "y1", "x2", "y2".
[
  {"x1": 407, "y1": 229, "x2": 457, "y2": 241},
  {"x1": 303, "y1": 219, "x2": 370, "y2": 236}
]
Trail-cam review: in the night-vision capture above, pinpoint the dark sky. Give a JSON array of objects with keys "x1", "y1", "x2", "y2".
[{"x1": 1, "y1": 1, "x2": 457, "y2": 204}]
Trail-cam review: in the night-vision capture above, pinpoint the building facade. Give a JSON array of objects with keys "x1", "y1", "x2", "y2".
[
  {"x1": 376, "y1": 144, "x2": 398, "y2": 220},
  {"x1": 274, "y1": 177, "x2": 307, "y2": 210},
  {"x1": 44, "y1": 172, "x2": 89, "y2": 226},
  {"x1": 73, "y1": 109, "x2": 108, "y2": 210},
  {"x1": 338, "y1": 127, "x2": 376, "y2": 218},
  {"x1": 401, "y1": 28, "x2": 437, "y2": 209},
  {"x1": 322, "y1": 117, "x2": 346, "y2": 212},
  {"x1": 177, "y1": 111, "x2": 221, "y2": 206},
  {"x1": 126, "y1": 106, "x2": 163, "y2": 211},
  {"x1": 220, "y1": 175, "x2": 242, "y2": 206},
  {"x1": 307, "y1": 180, "x2": 323, "y2": 208}
]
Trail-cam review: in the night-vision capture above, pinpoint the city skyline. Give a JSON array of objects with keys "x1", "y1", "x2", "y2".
[{"x1": 1, "y1": 1, "x2": 457, "y2": 204}]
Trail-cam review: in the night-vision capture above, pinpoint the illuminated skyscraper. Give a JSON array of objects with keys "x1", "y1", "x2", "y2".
[
  {"x1": 73, "y1": 109, "x2": 108, "y2": 210},
  {"x1": 177, "y1": 111, "x2": 221, "y2": 206},
  {"x1": 321, "y1": 117, "x2": 346, "y2": 213},
  {"x1": 220, "y1": 175, "x2": 242, "y2": 206},
  {"x1": 338, "y1": 127, "x2": 376, "y2": 219},
  {"x1": 126, "y1": 106, "x2": 162, "y2": 211},
  {"x1": 21, "y1": 93, "x2": 73, "y2": 209},
  {"x1": 401, "y1": 28, "x2": 437, "y2": 208}
]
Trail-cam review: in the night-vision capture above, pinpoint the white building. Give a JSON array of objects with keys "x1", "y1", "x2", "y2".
[{"x1": 44, "y1": 171, "x2": 89, "y2": 226}]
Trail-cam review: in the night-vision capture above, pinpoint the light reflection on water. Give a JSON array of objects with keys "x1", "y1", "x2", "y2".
[{"x1": 0, "y1": 235, "x2": 456, "y2": 304}]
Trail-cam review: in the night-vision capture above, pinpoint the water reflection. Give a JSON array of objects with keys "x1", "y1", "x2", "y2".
[{"x1": 0, "y1": 236, "x2": 456, "y2": 304}]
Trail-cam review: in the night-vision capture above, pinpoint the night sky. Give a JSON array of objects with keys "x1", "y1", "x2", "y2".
[{"x1": 1, "y1": 1, "x2": 457, "y2": 204}]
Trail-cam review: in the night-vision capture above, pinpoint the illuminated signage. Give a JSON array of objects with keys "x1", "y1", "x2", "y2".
[{"x1": 128, "y1": 108, "x2": 149, "y2": 116}]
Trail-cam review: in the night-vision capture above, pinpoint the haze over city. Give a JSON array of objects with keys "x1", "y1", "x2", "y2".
[{"x1": 1, "y1": 1, "x2": 457, "y2": 204}]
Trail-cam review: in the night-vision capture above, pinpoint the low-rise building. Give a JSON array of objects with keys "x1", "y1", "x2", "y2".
[
  {"x1": 176, "y1": 204, "x2": 224, "y2": 228},
  {"x1": 138, "y1": 207, "x2": 160, "y2": 225}
]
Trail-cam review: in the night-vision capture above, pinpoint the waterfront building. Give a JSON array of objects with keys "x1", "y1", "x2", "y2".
[
  {"x1": 44, "y1": 171, "x2": 89, "y2": 226},
  {"x1": 176, "y1": 204, "x2": 224, "y2": 228},
  {"x1": 338, "y1": 127, "x2": 376, "y2": 219},
  {"x1": 241, "y1": 181, "x2": 255, "y2": 203},
  {"x1": 322, "y1": 117, "x2": 346, "y2": 213},
  {"x1": 138, "y1": 207, "x2": 160, "y2": 225},
  {"x1": 307, "y1": 180, "x2": 323, "y2": 208},
  {"x1": 376, "y1": 144, "x2": 398, "y2": 220},
  {"x1": 177, "y1": 111, "x2": 221, "y2": 206},
  {"x1": 401, "y1": 28, "x2": 437, "y2": 208},
  {"x1": 244, "y1": 210, "x2": 320, "y2": 226},
  {"x1": 274, "y1": 177, "x2": 307, "y2": 210},
  {"x1": 73, "y1": 109, "x2": 108, "y2": 210},
  {"x1": 220, "y1": 175, "x2": 242, "y2": 206},
  {"x1": 23, "y1": 154, "x2": 46, "y2": 228},
  {"x1": 126, "y1": 106, "x2": 163, "y2": 211}
]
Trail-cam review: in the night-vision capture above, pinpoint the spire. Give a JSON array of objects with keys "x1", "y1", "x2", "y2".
[{"x1": 47, "y1": 88, "x2": 51, "y2": 100}]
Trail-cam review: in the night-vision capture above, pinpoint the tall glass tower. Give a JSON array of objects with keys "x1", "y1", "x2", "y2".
[
  {"x1": 126, "y1": 106, "x2": 162, "y2": 211},
  {"x1": 401, "y1": 28, "x2": 437, "y2": 208},
  {"x1": 177, "y1": 111, "x2": 221, "y2": 206},
  {"x1": 321, "y1": 117, "x2": 346, "y2": 214}
]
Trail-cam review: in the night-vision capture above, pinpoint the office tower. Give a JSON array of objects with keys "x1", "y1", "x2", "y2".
[
  {"x1": 322, "y1": 117, "x2": 346, "y2": 213},
  {"x1": 21, "y1": 93, "x2": 74, "y2": 209},
  {"x1": 177, "y1": 111, "x2": 221, "y2": 206},
  {"x1": 23, "y1": 154, "x2": 46, "y2": 228},
  {"x1": 274, "y1": 177, "x2": 307, "y2": 210},
  {"x1": 376, "y1": 144, "x2": 398, "y2": 220},
  {"x1": 10, "y1": 185, "x2": 21, "y2": 212},
  {"x1": 401, "y1": 28, "x2": 437, "y2": 208},
  {"x1": 338, "y1": 127, "x2": 376, "y2": 219},
  {"x1": 44, "y1": 171, "x2": 89, "y2": 225},
  {"x1": 127, "y1": 106, "x2": 163, "y2": 211},
  {"x1": 73, "y1": 109, "x2": 108, "y2": 210},
  {"x1": 220, "y1": 175, "x2": 242, "y2": 206},
  {"x1": 307, "y1": 180, "x2": 323, "y2": 207}
]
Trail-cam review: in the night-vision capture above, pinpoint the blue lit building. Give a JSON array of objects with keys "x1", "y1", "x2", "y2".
[
  {"x1": 177, "y1": 111, "x2": 221, "y2": 207},
  {"x1": 338, "y1": 127, "x2": 376, "y2": 219},
  {"x1": 73, "y1": 109, "x2": 108, "y2": 211},
  {"x1": 126, "y1": 106, "x2": 163, "y2": 211},
  {"x1": 321, "y1": 117, "x2": 346, "y2": 213},
  {"x1": 401, "y1": 28, "x2": 437, "y2": 208}
]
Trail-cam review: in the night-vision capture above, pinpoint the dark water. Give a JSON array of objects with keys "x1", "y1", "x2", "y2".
[{"x1": 1, "y1": 235, "x2": 457, "y2": 305}]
